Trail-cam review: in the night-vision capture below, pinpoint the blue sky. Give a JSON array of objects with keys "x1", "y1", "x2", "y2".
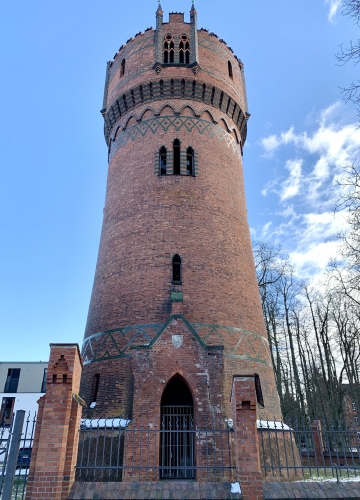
[{"x1": 1, "y1": 0, "x2": 359, "y2": 361}]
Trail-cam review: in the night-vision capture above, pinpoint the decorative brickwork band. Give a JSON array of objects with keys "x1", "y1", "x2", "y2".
[
  {"x1": 110, "y1": 115, "x2": 240, "y2": 161},
  {"x1": 103, "y1": 78, "x2": 247, "y2": 145},
  {"x1": 81, "y1": 318, "x2": 271, "y2": 367},
  {"x1": 25, "y1": 344, "x2": 84, "y2": 500},
  {"x1": 231, "y1": 375, "x2": 264, "y2": 500}
]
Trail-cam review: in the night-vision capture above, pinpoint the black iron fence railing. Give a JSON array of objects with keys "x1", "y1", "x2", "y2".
[
  {"x1": 76, "y1": 418, "x2": 235, "y2": 482},
  {"x1": 0, "y1": 411, "x2": 36, "y2": 500},
  {"x1": 258, "y1": 419, "x2": 360, "y2": 481}
]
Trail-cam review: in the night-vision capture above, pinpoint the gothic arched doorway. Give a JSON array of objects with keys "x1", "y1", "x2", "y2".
[{"x1": 160, "y1": 374, "x2": 195, "y2": 479}]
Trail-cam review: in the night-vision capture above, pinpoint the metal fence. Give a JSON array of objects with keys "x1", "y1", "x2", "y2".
[
  {"x1": 76, "y1": 416, "x2": 235, "y2": 482},
  {"x1": 259, "y1": 419, "x2": 360, "y2": 480},
  {"x1": 0, "y1": 411, "x2": 36, "y2": 500}
]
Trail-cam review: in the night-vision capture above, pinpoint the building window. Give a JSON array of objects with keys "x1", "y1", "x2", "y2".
[
  {"x1": 353, "y1": 402, "x2": 357, "y2": 411},
  {"x1": 173, "y1": 139, "x2": 180, "y2": 175},
  {"x1": 172, "y1": 254, "x2": 182, "y2": 283},
  {"x1": 164, "y1": 34, "x2": 175, "y2": 63},
  {"x1": 355, "y1": 416, "x2": 359, "y2": 425},
  {"x1": 228, "y1": 60, "x2": 233, "y2": 78},
  {"x1": 120, "y1": 59, "x2": 126, "y2": 78},
  {"x1": 187, "y1": 147, "x2": 194, "y2": 176},
  {"x1": 4, "y1": 368, "x2": 20, "y2": 393},
  {"x1": 179, "y1": 35, "x2": 190, "y2": 64},
  {"x1": 159, "y1": 146, "x2": 167, "y2": 175},
  {"x1": 41, "y1": 368, "x2": 47, "y2": 393},
  {"x1": 0, "y1": 397, "x2": 15, "y2": 427},
  {"x1": 91, "y1": 374, "x2": 100, "y2": 407}
]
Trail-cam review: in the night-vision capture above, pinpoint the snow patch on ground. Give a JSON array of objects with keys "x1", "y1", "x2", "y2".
[
  {"x1": 257, "y1": 420, "x2": 291, "y2": 430},
  {"x1": 231, "y1": 482, "x2": 241, "y2": 494},
  {"x1": 81, "y1": 418, "x2": 131, "y2": 428}
]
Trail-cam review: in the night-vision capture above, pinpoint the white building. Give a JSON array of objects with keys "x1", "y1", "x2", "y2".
[{"x1": 0, "y1": 362, "x2": 47, "y2": 426}]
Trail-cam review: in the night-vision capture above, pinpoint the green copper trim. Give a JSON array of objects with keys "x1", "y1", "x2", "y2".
[
  {"x1": 81, "y1": 318, "x2": 270, "y2": 366},
  {"x1": 130, "y1": 314, "x2": 223, "y2": 351},
  {"x1": 171, "y1": 291, "x2": 184, "y2": 302}
]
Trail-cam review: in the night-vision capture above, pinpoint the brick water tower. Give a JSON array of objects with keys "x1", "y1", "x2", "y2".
[{"x1": 80, "y1": 0, "x2": 281, "y2": 445}]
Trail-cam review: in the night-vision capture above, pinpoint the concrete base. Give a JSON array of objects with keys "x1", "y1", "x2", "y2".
[
  {"x1": 264, "y1": 480, "x2": 360, "y2": 499},
  {"x1": 68, "y1": 481, "x2": 241, "y2": 499}
]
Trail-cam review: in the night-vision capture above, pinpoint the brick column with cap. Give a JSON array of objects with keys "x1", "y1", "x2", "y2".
[
  {"x1": 231, "y1": 375, "x2": 264, "y2": 500},
  {"x1": 26, "y1": 343, "x2": 85, "y2": 500},
  {"x1": 311, "y1": 419, "x2": 324, "y2": 465}
]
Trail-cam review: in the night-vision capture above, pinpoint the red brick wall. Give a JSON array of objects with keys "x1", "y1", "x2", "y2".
[
  {"x1": 26, "y1": 344, "x2": 84, "y2": 500},
  {"x1": 231, "y1": 376, "x2": 264, "y2": 500}
]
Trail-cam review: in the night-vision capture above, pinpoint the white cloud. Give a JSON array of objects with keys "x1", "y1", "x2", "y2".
[
  {"x1": 269, "y1": 210, "x2": 349, "y2": 281},
  {"x1": 326, "y1": 0, "x2": 342, "y2": 23},
  {"x1": 257, "y1": 102, "x2": 358, "y2": 281},
  {"x1": 261, "y1": 134, "x2": 281, "y2": 155},
  {"x1": 260, "y1": 102, "x2": 360, "y2": 206},
  {"x1": 280, "y1": 159, "x2": 303, "y2": 201},
  {"x1": 261, "y1": 221, "x2": 272, "y2": 237}
]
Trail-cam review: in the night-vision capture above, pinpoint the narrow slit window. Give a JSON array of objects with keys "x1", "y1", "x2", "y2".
[
  {"x1": 187, "y1": 147, "x2": 194, "y2": 176},
  {"x1": 160, "y1": 80, "x2": 164, "y2": 96},
  {"x1": 140, "y1": 85, "x2": 144, "y2": 103},
  {"x1": 164, "y1": 34, "x2": 175, "y2": 63},
  {"x1": 173, "y1": 139, "x2": 180, "y2": 175},
  {"x1": 172, "y1": 254, "x2": 181, "y2": 283},
  {"x1": 219, "y1": 91, "x2": 224, "y2": 109},
  {"x1": 192, "y1": 81, "x2": 196, "y2": 99},
  {"x1": 92, "y1": 374, "x2": 100, "y2": 404},
  {"x1": 211, "y1": 87, "x2": 215, "y2": 105},
  {"x1": 179, "y1": 35, "x2": 190, "y2": 64},
  {"x1": 202, "y1": 83, "x2": 206, "y2": 102},
  {"x1": 159, "y1": 147, "x2": 167, "y2": 175},
  {"x1": 228, "y1": 60, "x2": 233, "y2": 78},
  {"x1": 120, "y1": 59, "x2": 126, "y2": 78}
]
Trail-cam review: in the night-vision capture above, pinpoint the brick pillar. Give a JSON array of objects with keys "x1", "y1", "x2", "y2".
[
  {"x1": 311, "y1": 420, "x2": 324, "y2": 465},
  {"x1": 26, "y1": 344, "x2": 85, "y2": 500},
  {"x1": 231, "y1": 375, "x2": 264, "y2": 500}
]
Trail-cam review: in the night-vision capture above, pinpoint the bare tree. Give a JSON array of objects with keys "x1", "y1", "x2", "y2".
[
  {"x1": 331, "y1": 162, "x2": 360, "y2": 305},
  {"x1": 336, "y1": 0, "x2": 360, "y2": 119}
]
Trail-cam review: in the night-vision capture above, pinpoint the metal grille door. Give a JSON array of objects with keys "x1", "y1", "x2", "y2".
[{"x1": 160, "y1": 405, "x2": 195, "y2": 480}]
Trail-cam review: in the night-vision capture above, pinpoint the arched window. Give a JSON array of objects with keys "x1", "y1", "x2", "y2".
[
  {"x1": 160, "y1": 374, "x2": 194, "y2": 479},
  {"x1": 187, "y1": 147, "x2": 194, "y2": 176},
  {"x1": 173, "y1": 139, "x2": 180, "y2": 175},
  {"x1": 120, "y1": 59, "x2": 126, "y2": 78},
  {"x1": 159, "y1": 147, "x2": 167, "y2": 175},
  {"x1": 228, "y1": 60, "x2": 233, "y2": 78},
  {"x1": 164, "y1": 34, "x2": 175, "y2": 63},
  {"x1": 172, "y1": 254, "x2": 181, "y2": 283},
  {"x1": 179, "y1": 35, "x2": 190, "y2": 64}
]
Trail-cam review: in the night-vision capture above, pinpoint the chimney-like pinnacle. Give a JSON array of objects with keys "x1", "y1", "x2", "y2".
[{"x1": 157, "y1": 0, "x2": 163, "y2": 14}]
